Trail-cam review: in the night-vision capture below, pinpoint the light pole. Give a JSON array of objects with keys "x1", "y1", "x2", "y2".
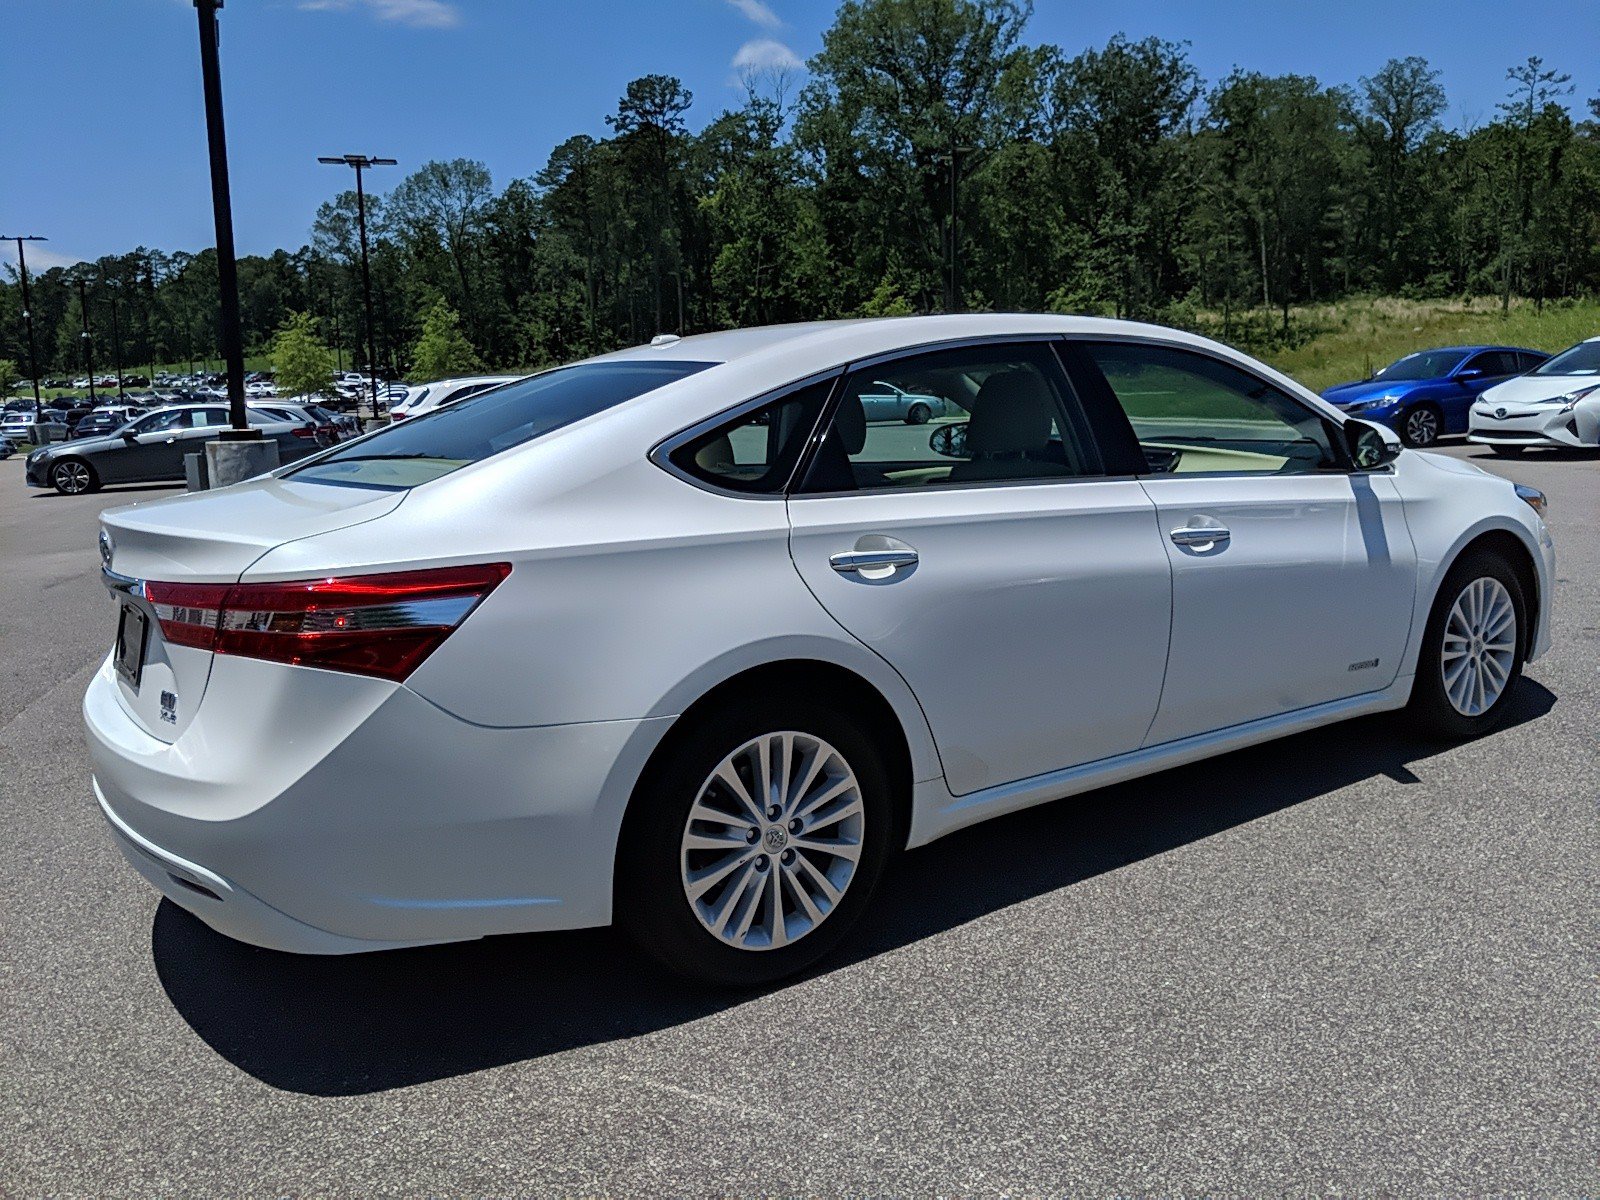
[
  {"x1": 318, "y1": 153, "x2": 395, "y2": 419},
  {"x1": 3, "y1": 235, "x2": 46, "y2": 418},
  {"x1": 106, "y1": 283, "x2": 126, "y2": 399},
  {"x1": 75, "y1": 278, "x2": 97, "y2": 406},
  {"x1": 933, "y1": 144, "x2": 976, "y2": 313},
  {"x1": 193, "y1": 0, "x2": 253, "y2": 436}
]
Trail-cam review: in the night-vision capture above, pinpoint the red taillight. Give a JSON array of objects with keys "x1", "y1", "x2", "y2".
[
  {"x1": 292, "y1": 424, "x2": 316, "y2": 439},
  {"x1": 144, "y1": 563, "x2": 511, "y2": 681}
]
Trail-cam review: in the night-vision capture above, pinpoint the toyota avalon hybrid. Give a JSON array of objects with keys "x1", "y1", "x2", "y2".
[{"x1": 86, "y1": 315, "x2": 1555, "y2": 985}]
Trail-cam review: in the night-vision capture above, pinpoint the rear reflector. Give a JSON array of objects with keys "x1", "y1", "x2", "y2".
[{"x1": 144, "y1": 563, "x2": 511, "y2": 681}]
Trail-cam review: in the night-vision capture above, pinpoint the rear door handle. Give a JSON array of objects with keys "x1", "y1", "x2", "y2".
[
  {"x1": 1170, "y1": 526, "x2": 1230, "y2": 547},
  {"x1": 829, "y1": 548, "x2": 919, "y2": 573}
]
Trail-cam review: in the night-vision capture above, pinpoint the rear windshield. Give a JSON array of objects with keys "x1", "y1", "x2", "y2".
[{"x1": 288, "y1": 359, "x2": 716, "y2": 490}]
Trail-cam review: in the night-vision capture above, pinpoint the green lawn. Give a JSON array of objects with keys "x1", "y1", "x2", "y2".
[{"x1": 1253, "y1": 296, "x2": 1600, "y2": 393}]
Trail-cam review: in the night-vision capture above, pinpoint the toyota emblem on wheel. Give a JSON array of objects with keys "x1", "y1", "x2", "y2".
[{"x1": 763, "y1": 826, "x2": 788, "y2": 852}]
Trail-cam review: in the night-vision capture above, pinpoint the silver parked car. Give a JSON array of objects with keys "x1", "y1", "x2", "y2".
[
  {"x1": 24, "y1": 404, "x2": 320, "y2": 494},
  {"x1": 857, "y1": 379, "x2": 949, "y2": 424}
]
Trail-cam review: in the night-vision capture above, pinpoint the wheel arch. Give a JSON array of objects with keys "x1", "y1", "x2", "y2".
[
  {"x1": 619, "y1": 658, "x2": 921, "y2": 861},
  {"x1": 1424, "y1": 525, "x2": 1542, "y2": 659}
]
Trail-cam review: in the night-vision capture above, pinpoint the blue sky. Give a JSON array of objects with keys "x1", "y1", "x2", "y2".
[{"x1": 3, "y1": 0, "x2": 1596, "y2": 270}]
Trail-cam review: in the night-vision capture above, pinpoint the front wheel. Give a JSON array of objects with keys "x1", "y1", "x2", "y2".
[
  {"x1": 1407, "y1": 549, "x2": 1526, "y2": 739},
  {"x1": 51, "y1": 458, "x2": 99, "y2": 495},
  {"x1": 1401, "y1": 404, "x2": 1442, "y2": 447},
  {"x1": 617, "y1": 698, "x2": 894, "y2": 987},
  {"x1": 905, "y1": 402, "x2": 932, "y2": 425}
]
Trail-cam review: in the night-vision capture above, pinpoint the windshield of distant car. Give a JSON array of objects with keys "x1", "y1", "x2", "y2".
[
  {"x1": 287, "y1": 359, "x2": 717, "y2": 490},
  {"x1": 1531, "y1": 340, "x2": 1600, "y2": 376},
  {"x1": 1372, "y1": 350, "x2": 1468, "y2": 381}
]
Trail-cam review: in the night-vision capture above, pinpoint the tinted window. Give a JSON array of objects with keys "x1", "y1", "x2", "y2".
[
  {"x1": 668, "y1": 378, "x2": 833, "y2": 494},
  {"x1": 290, "y1": 359, "x2": 715, "y2": 490},
  {"x1": 136, "y1": 409, "x2": 189, "y2": 433},
  {"x1": 1084, "y1": 342, "x2": 1336, "y2": 475},
  {"x1": 798, "y1": 343, "x2": 1099, "y2": 493},
  {"x1": 1463, "y1": 351, "x2": 1518, "y2": 377}
]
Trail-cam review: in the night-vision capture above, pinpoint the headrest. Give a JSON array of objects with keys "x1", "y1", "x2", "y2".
[
  {"x1": 693, "y1": 433, "x2": 734, "y2": 473},
  {"x1": 966, "y1": 371, "x2": 1054, "y2": 455},
  {"x1": 834, "y1": 393, "x2": 868, "y2": 455}
]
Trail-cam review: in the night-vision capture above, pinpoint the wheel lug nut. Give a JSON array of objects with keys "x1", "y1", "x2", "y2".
[
  {"x1": 767, "y1": 804, "x2": 782, "y2": 819},
  {"x1": 781, "y1": 849, "x2": 795, "y2": 865},
  {"x1": 755, "y1": 855, "x2": 769, "y2": 871},
  {"x1": 788, "y1": 818, "x2": 802, "y2": 834},
  {"x1": 745, "y1": 828, "x2": 759, "y2": 844}
]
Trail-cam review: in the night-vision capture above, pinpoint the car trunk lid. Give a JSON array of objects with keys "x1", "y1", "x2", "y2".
[{"x1": 98, "y1": 476, "x2": 407, "y2": 742}]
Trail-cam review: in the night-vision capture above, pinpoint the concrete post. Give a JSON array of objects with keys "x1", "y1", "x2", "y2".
[{"x1": 204, "y1": 438, "x2": 280, "y2": 488}]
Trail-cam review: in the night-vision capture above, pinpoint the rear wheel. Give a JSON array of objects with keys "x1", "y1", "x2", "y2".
[
  {"x1": 905, "y1": 402, "x2": 932, "y2": 425},
  {"x1": 618, "y1": 697, "x2": 894, "y2": 987},
  {"x1": 50, "y1": 458, "x2": 98, "y2": 495},
  {"x1": 1401, "y1": 404, "x2": 1442, "y2": 447},
  {"x1": 1407, "y1": 548, "x2": 1526, "y2": 739},
  {"x1": 1490, "y1": 444, "x2": 1526, "y2": 458}
]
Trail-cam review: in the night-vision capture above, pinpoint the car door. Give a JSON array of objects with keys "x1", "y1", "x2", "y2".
[
  {"x1": 116, "y1": 409, "x2": 192, "y2": 481},
  {"x1": 785, "y1": 341, "x2": 1172, "y2": 797},
  {"x1": 1448, "y1": 351, "x2": 1518, "y2": 432},
  {"x1": 1071, "y1": 339, "x2": 1418, "y2": 746},
  {"x1": 855, "y1": 382, "x2": 902, "y2": 422}
]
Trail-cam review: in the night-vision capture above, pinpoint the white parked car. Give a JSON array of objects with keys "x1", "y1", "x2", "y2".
[
  {"x1": 86, "y1": 315, "x2": 1554, "y2": 986},
  {"x1": 389, "y1": 375, "x2": 522, "y2": 421},
  {"x1": 1468, "y1": 336, "x2": 1600, "y2": 455}
]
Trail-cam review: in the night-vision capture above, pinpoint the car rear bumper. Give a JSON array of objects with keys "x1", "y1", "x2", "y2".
[{"x1": 84, "y1": 652, "x2": 672, "y2": 954}]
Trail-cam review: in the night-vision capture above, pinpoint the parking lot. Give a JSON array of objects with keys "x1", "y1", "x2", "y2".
[{"x1": 1, "y1": 443, "x2": 1594, "y2": 1192}]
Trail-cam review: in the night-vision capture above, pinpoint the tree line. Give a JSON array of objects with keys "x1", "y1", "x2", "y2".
[{"x1": 4, "y1": 0, "x2": 1598, "y2": 385}]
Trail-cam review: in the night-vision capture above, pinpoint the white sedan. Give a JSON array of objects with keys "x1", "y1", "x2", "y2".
[
  {"x1": 1469, "y1": 336, "x2": 1600, "y2": 454},
  {"x1": 85, "y1": 315, "x2": 1555, "y2": 986}
]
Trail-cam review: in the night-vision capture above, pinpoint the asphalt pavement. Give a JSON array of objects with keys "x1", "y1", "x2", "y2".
[{"x1": 1, "y1": 443, "x2": 1595, "y2": 1193}]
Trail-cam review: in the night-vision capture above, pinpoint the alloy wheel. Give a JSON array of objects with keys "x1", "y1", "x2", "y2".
[
  {"x1": 53, "y1": 461, "x2": 91, "y2": 494},
  {"x1": 1441, "y1": 576, "x2": 1517, "y2": 717},
  {"x1": 1405, "y1": 407, "x2": 1439, "y2": 446},
  {"x1": 679, "y1": 730, "x2": 865, "y2": 951}
]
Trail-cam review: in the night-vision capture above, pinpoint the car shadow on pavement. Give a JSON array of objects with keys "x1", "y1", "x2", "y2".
[{"x1": 152, "y1": 679, "x2": 1556, "y2": 1096}]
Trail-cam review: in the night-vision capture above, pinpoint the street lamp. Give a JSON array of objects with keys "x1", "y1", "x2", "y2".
[
  {"x1": 2, "y1": 234, "x2": 47, "y2": 419},
  {"x1": 193, "y1": 0, "x2": 253, "y2": 436},
  {"x1": 933, "y1": 144, "x2": 977, "y2": 314},
  {"x1": 106, "y1": 281, "x2": 126, "y2": 399},
  {"x1": 75, "y1": 278, "x2": 97, "y2": 406},
  {"x1": 319, "y1": 154, "x2": 395, "y2": 419}
]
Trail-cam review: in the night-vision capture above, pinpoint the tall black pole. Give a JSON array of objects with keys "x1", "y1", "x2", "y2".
[
  {"x1": 353, "y1": 162, "x2": 380, "y2": 418},
  {"x1": 108, "y1": 290, "x2": 125, "y2": 398},
  {"x1": 77, "y1": 279, "x2": 97, "y2": 406},
  {"x1": 194, "y1": 0, "x2": 252, "y2": 435},
  {"x1": 948, "y1": 145, "x2": 959, "y2": 313},
  {"x1": 4, "y1": 236, "x2": 46, "y2": 417}
]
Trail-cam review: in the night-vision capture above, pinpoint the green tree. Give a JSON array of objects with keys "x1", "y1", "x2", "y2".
[
  {"x1": 409, "y1": 298, "x2": 482, "y2": 380},
  {"x1": 269, "y1": 311, "x2": 335, "y2": 398},
  {"x1": 0, "y1": 358, "x2": 18, "y2": 395}
]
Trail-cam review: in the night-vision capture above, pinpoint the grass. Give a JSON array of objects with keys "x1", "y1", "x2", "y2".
[{"x1": 1246, "y1": 296, "x2": 1600, "y2": 392}]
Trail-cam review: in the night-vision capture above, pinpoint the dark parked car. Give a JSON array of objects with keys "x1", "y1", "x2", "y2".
[
  {"x1": 1321, "y1": 344, "x2": 1549, "y2": 447},
  {"x1": 25, "y1": 404, "x2": 318, "y2": 494}
]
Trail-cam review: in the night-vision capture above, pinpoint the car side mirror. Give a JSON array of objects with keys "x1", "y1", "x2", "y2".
[
  {"x1": 1455, "y1": 368, "x2": 1483, "y2": 382},
  {"x1": 1344, "y1": 418, "x2": 1401, "y2": 469},
  {"x1": 121, "y1": 430, "x2": 138, "y2": 442},
  {"x1": 929, "y1": 421, "x2": 969, "y2": 458}
]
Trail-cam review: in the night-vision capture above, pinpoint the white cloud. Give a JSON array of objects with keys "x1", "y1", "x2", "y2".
[
  {"x1": 731, "y1": 37, "x2": 802, "y2": 74},
  {"x1": 0, "y1": 242, "x2": 82, "y2": 273},
  {"x1": 299, "y1": 0, "x2": 461, "y2": 30},
  {"x1": 725, "y1": 0, "x2": 782, "y2": 28}
]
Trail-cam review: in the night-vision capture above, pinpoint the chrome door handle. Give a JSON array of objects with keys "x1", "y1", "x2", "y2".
[
  {"x1": 1170, "y1": 526, "x2": 1230, "y2": 547},
  {"x1": 829, "y1": 549, "x2": 919, "y2": 573}
]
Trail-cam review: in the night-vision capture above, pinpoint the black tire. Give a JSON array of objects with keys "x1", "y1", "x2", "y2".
[
  {"x1": 50, "y1": 457, "x2": 99, "y2": 495},
  {"x1": 1406, "y1": 547, "x2": 1527, "y2": 740},
  {"x1": 905, "y1": 402, "x2": 932, "y2": 426},
  {"x1": 617, "y1": 695, "x2": 896, "y2": 987},
  {"x1": 1489, "y1": 444, "x2": 1526, "y2": 458},
  {"x1": 1400, "y1": 403, "x2": 1442, "y2": 447}
]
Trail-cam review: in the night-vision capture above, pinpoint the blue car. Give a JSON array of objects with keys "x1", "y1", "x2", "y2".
[{"x1": 1321, "y1": 345, "x2": 1549, "y2": 447}]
